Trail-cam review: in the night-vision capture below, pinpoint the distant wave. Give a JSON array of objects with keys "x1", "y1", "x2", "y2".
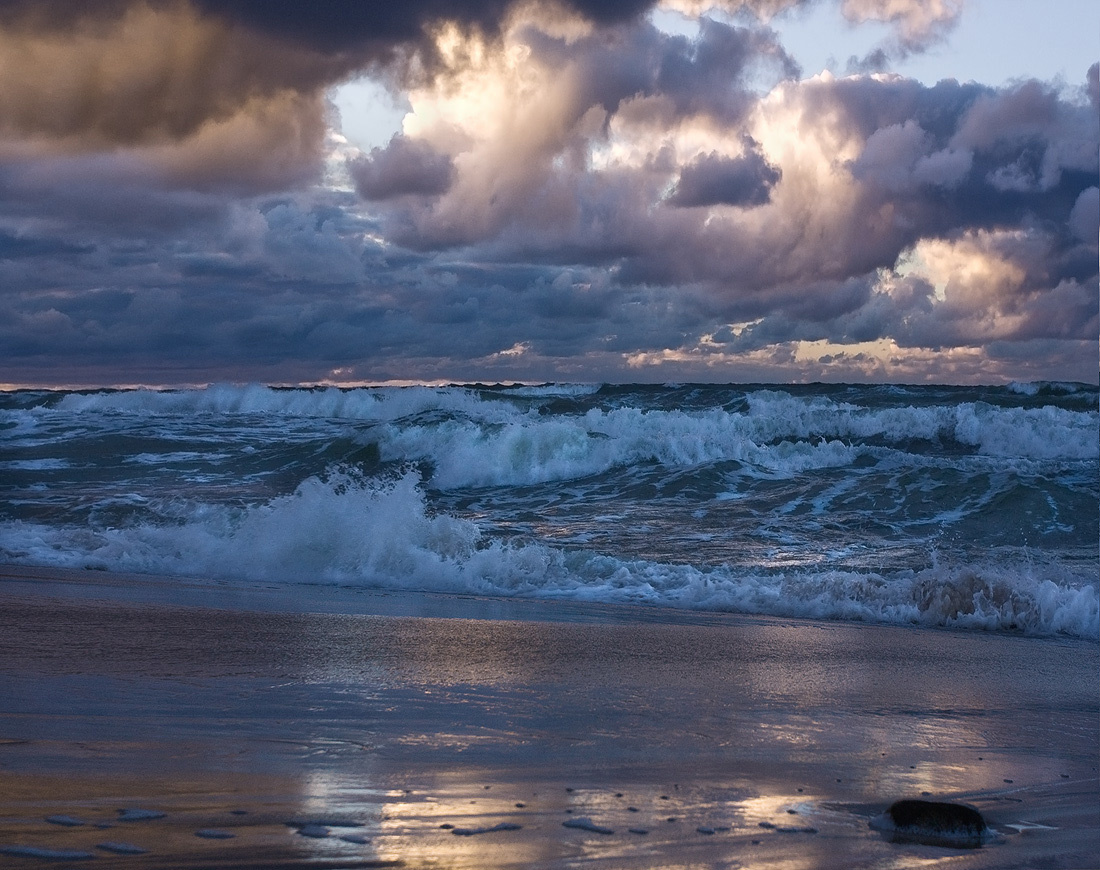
[{"x1": 26, "y1": 385, "x2": 1095, "y2": 484}]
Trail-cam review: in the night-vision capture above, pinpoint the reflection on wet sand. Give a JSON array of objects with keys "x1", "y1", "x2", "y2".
[{"x1": 1, "y1": 577, "x2": 1097, "y2": 868}]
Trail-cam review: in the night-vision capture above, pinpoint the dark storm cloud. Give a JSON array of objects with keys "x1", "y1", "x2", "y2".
[
  {"x1": 351, "y1": 136, "x2": 455, "y2": 200},
  {"x1": 0, "y1": 3, "x2": 342, "y2": 147},
  {"x1": 0, "y1": 230, "x2": 91, "y2": 259},
  {"x1": 0, "y1": 0, "x2": 1096, "y2": 386},
  {"x1": 668, "y1": 137, "x2": 781, "y2": 207},
  {"x1": 191, "y1": 0, "x2": 656, "y2": 50}
]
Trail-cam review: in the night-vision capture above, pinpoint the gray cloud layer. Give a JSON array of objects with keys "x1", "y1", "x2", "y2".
[{"x1": 0, "y1": 0, "x2": 1096, "y2": 386}]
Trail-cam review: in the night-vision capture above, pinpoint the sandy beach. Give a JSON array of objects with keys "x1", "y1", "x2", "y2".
[{"x1": 1, "y1": 563, "x2": 1097, "y2": 869}]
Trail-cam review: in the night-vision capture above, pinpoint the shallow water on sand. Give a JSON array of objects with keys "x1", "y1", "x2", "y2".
[{"x1": 1, "y1": 570, "x2": 1097, "y2": 869}]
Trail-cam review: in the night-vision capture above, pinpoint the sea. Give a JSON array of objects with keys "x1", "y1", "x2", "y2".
[{"x1": 1, "y1": 381, "x2": 1097, "y2": 640}]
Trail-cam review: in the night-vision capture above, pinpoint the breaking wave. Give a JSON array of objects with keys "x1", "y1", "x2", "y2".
[{"x1": 1, "y1": 470, "x2": 1095, "y2": 639}]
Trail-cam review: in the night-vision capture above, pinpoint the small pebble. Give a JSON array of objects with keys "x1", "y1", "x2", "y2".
[
  {"x1": 627, "y1": 806, "x2": 639, "y2": 813},
  {"x1": 515, "y1": 802, "x2": 525, "y2": 808},
  {"x1": 230, "y1": 809, "x2": 249, "y2": 816},
  {"x1": 1004, "y1": 779, "x2": 1014, "y2": 784},
  {"x1": 97, "y1": 841, "x2": 149, "y2": 854},
  {"x1": 697, "y1": 826, "x2": 715, "y2": 835},
  {"x1": 195, "y1": 829, "x2": 235, "y2": 839},
  {"x1": 341, "y1": 834, "x2": 371, "y2": 844},
  {"x1": 439, "y1": 823, "x2": 454, "y2": 829},
  {"x1": 628, "y1": 827, "x2": 648, "y2": 835},
  {"x1": 666, "y1": 816, "x2": 677, "y2": 823},
  {"x1": 297, "y1": 824, "x2": 330, "y2": 839},
  {"x1": 787, "y1": 809, "x2": 797, "y2": 815},
  {"x1": 615, "y1": 793, "x2": 623, "y2": 798}
]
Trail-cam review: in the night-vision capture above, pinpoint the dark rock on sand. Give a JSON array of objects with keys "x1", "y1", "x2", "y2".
[{"x1": 873, "y1": 799, "x2": 987, "y2": 848}]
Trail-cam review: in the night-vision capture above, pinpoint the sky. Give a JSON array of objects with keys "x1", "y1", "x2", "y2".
[{"x1": 0, "y1": 0, "x2": 1096, "y2": 387}]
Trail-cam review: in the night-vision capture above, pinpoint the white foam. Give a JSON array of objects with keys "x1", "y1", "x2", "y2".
[
  {"x1": 2, "y1": 470, "x2": 1094, "y2": 639},
  {"x1": 0, "y1": 458, "x2": 70, "y2": 471},
  {"x1": 1007, "y1": 380, "x2": 1090, "y2": 397},
  {"x1": 498, "y1": 383, "x2": 601, "y2": 398},
  {"x1": 18, "y1": 386, "x2": 1093, "y2": 494}
]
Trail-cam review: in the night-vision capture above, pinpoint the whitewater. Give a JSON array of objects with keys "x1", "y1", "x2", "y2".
[{"x1": 1, "y1": 382, "x2": 1097, "y2": 638}]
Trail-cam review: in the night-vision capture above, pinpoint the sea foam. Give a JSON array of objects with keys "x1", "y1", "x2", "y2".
[{"x1": 2, "y1": 470, "x2": 1094, "y2": 639}]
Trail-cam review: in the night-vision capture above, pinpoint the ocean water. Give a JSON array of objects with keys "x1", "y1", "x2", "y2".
[{"x1": 1, "y1": 382, "x2": 1097, "y2": 639}]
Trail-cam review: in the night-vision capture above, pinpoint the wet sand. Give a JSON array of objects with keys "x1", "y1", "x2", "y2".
[{"x1": 1, "y1": 563, "x2": 1097, "y2": 868}]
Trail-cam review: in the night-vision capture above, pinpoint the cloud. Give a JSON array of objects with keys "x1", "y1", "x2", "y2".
[
  {"x1": 351, "y1": 135, "x2": 455, "y2": 200},
  {"x1": 667, "y1": 136, "x2": 781, "y2": 206},
  {"x1": 348, "y1": 11, "x2": 797, "y2": 251},
  {"x1": 1068, "y1": 186, "x2": 1099, "y2": 242},
  {"x1": 0, "y1": 2, "x2": 344, "y2": 193},
  {"x1": 0, "y1": 3, "x2": 342, "y2": 146},
  {"x1": 842, "y1": 0, "x2": 964, "y2": 66},
  {"x1": 0, "y1": 0, "x2": 1096, "y2": 387}
]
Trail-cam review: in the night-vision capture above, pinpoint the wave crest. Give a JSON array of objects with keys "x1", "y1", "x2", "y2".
[{"x1": 2, "y1": 471, "x2": 1094, "y2": 639}]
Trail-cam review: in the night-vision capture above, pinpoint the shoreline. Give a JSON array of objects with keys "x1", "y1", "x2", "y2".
[{"x1": 1, "y1": 564, "x2": 1097, "y2": 868}]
